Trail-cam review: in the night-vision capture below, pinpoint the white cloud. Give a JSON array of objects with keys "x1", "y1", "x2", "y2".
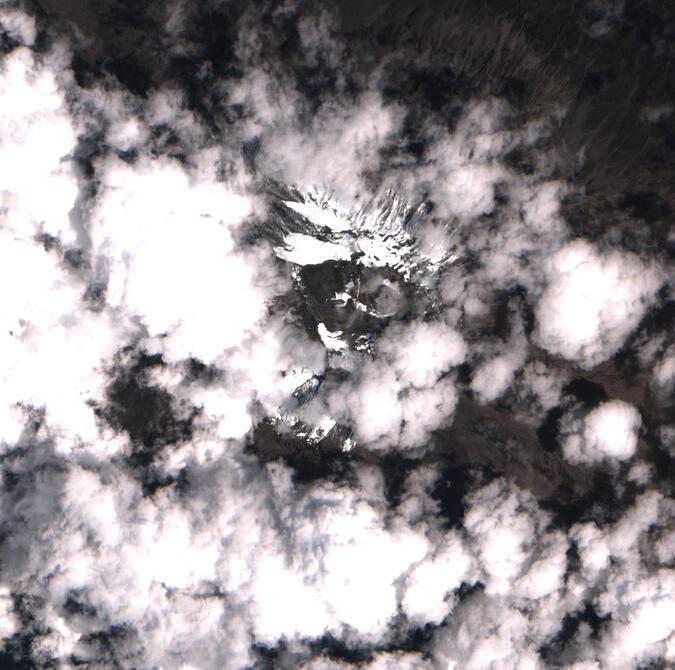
[
  {"x1": 105, "y1": 116, "x2": 148, "y2": 152},
  {"x1": 534, "y1": 240, "x2": 663, "y2": 369},
  {"x1": 470, "y1": 324, "x2": 528, "y2": 403},
  {"x1": 0, "y1": 234, "x2": 131, "y2": 448},
  {"x1": 0, "y1": 7, "x2": 37, "y2": 45},
  {"x1": 652, "y1": 343, "x2": 675, "y2": 398},
  {"x1": 433, "y1": 592, "x2": 545, "y2": 670},
  {"x1": 597, "y1": 570, "x2": 675, "y2": 669},
  {"x1": 0, "y1": 587, "x2": 17, "y2": 642},
  {"x1": 464, "y1": 479, "x2": 555, "y2": 596},
  {"x1": 518, "y1": 359, "x2": 567, "y2": 415},
  {"x1": 0, "y1": 46, "x2": 79, "y2": 244},
  {"x1": 317, "y1": 319, "x2": 466, "y2": 450},
  {"x1": 401, "y1": 531, "x2": 473, "y2": 624},
  {"x1": 89, "y1": 154, "x2": 274, "y2": 364},
  {"x1": 236, "y1": 63, "x2": 401, "y2": 204},
  {"x1": 378, "y1": 320, "x2": 467, "y2": 387},
  {"x1": 249, "y1": 464, "x2": 431, "y2": 642},
  {"x1": 299, "y1": 651, "x2": 432, "y2": 670},
  {"x1": 561, "y1": 400, "x2": 641, "y2": 465}
]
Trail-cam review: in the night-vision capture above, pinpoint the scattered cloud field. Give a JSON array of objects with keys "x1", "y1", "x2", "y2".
[{"x1": 0, "y1": 1, "x2": 673, "y2": 668}]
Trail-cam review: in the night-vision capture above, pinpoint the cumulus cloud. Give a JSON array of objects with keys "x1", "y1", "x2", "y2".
[
  {"x1": 89, "y1": 153, "x2": 273, "y2": 363},
  {"x1": 568, "y1": 490, "x2": 675, "y2": 668},
  {"x1": 0, "y1": 6, "x2": 36, "y2": 45},
  {"x1": 463, "y1": 478, "x2": 557, "y2": 596},
  {"x1": 560, "y1": 399, "x2": 642, "y2": 465},
  {"x1": 231, "y1": 45, "x2": 400, "y2": 205},
  {"x1": 252, "y1": 465, "x2": 432, "y2": 642},
  {"x1": 470, "y1": 321, "x2": 528, "y2": 403},
  {"x1": 401, "y1": 531, "x2": 473, "y2": 624},
  {"x1": 534, "y1": 239, "x2": 663, "y2": 369},
  {"x1": 0, "y1": 45, "x2": 79, "y2": 244},
  {"x1": 651, "y1": 343, "x2": 675, "y2": 399},
  {"x1": 313, "y1": 319, "x2": 467, "y2": 450}
]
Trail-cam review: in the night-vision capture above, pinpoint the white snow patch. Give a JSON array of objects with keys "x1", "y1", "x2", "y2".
[{"x1": 274, "y1": 232, "x2": 352, "y2": 265}]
